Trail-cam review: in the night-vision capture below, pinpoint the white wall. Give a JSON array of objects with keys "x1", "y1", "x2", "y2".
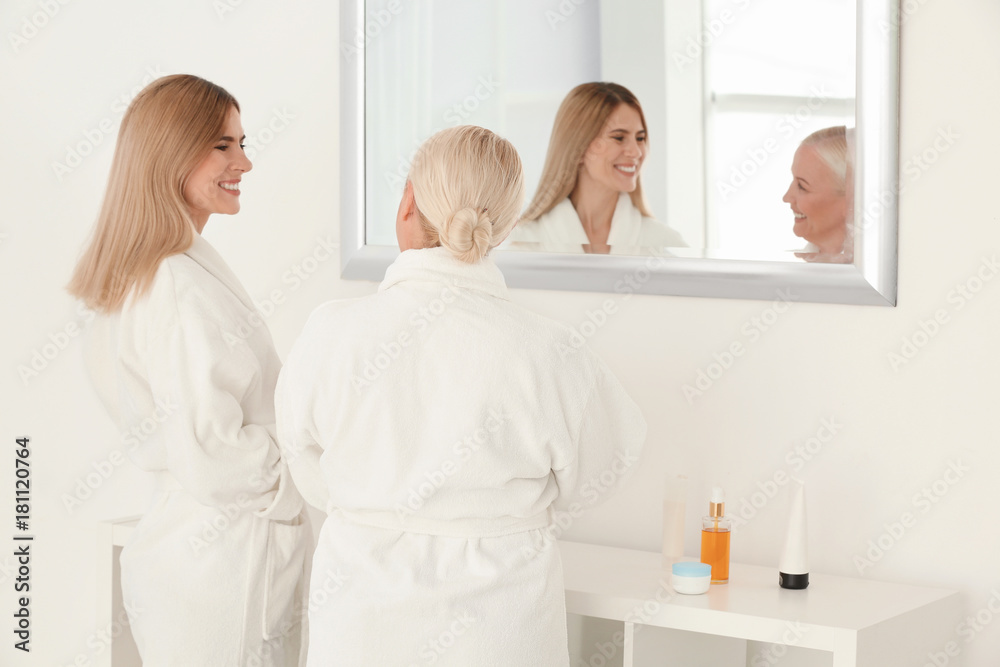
[{"x1": 2, "y1": 1, "x2": 998, "y2": 665}]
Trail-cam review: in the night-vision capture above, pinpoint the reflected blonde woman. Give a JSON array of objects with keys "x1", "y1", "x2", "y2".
[
  {"x1": 782, "y1": 125, "x2": 853, "y2": 261},
  {"x1": 69, "y1": 74, "x2": 308, "y2": 665},
  {"x1": 276, "y1": 125, "x2": 646, "y2": 666},
  {"x1": 512, "y1": 81, "x2": 686, "y2": 253}
]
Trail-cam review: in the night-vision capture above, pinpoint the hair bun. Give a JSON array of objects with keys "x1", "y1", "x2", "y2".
[{"x1": 442, "y1": 207, "x2": 493, "y2": 263}]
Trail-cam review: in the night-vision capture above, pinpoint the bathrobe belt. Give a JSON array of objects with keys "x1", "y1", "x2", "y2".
[{"x1": 329, "y1": 507, "x2": 549, "y2": 538}]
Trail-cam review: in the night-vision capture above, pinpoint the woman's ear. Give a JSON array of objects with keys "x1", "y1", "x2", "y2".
[
  {"x1": 395, "y1": 181, "x2": 426, "y2": 252},
  {"x1": 400, "y1": 180, "x2": 417, "y2": 220}
]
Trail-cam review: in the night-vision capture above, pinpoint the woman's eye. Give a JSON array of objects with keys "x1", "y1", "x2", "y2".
[
  {"x1": 637, "y1": 135, "x2": 646, "y2": 143},
  {"x1": 215, "y1": 145, "x2": 229, "y2": 151},
  {"x1": 239, "y1": 143, "x2": 247, "y2": 150}
]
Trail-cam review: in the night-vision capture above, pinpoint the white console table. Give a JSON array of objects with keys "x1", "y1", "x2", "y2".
[
  {"x1": 97, "y1": 516, "x2": 143, "y2": 667},
  {"x1": 99, "y1": 520, "x2": 959, "y2": 667},
  {"x1": 559, "y1": 540, "x2": 961, "y2": 667}
]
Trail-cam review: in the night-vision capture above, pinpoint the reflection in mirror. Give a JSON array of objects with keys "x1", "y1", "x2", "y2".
[
  {"x1": 507, "y1": 82, "x2": 688, "y2": 255},
  {"x1": 366, "y1": 0, "x2": 855, "y2": 262},
  {"x1": 705, "y1": 0, "x2": 855, "y2": 255},
  {"x1": 346, "y1": 0, "x2": 898, "y2": 305},
  {"x1": 365, "y1": 0, "x2": 606, "y2": 247},
  {"x1": 783, "y1": 126, "x2": 854, "y2": 264}
]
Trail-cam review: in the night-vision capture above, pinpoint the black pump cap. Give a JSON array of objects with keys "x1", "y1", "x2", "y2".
[{"x1": 779, "y1": 572, "x2": 809, "y2": 589}]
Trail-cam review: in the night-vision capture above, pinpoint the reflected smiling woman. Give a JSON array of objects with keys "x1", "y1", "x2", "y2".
[
  {"x1": 783, "y1": 125, "x2": 853, "y2": 262},
  {"x1": 511, "y1": 82, "x2": 687, "y2": 254}
]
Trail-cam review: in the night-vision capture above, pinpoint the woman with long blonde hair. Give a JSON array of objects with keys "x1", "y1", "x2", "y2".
[
  {"x1": 276, "y1": 125, "x2": 646, "y2": 665},
  {"x1": 511, "y1": 81, "x2": 686, "y2": 253},
  {"x1": 69, "y1": 74, "x2": 308, "y2": 665}
]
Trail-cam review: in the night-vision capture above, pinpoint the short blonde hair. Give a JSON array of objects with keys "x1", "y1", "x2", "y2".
[
  {"x1": 801, "y1": 126, "x2": 849, "y2": 192},
  {"x1": 522, "y1": 82, "x2": 652, "y2": 221},
  {"x1": 67, "y1": 74, "x2": 239, "y2": 312},
  {"x1": 409, "y1": 125, "x2": 525, "y2": 264}
]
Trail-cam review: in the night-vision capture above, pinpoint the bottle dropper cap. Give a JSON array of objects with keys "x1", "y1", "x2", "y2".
[{"x1": 709, "y1": 486, "x2": 725, "y2": 518}]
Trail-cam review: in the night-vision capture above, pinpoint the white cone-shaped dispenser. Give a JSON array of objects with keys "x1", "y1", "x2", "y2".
[{"x1": 778, "y1": 480, "x2": 809, "y2": 589}]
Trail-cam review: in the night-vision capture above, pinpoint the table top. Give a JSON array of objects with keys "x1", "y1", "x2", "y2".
[{"x1": 558, "y1": 540, "x2": 958, "y2": 646}]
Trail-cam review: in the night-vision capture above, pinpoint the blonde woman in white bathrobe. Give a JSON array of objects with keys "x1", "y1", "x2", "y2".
[
  {"x1": 510, "y1": 81, "x2": 687, "y2": 254},
  {"x1": 69, "y1": 75, "x2": 309, "y2": 666},
  {"x1": 276, "y1": 125, "x2": 647, "y2": 666}
]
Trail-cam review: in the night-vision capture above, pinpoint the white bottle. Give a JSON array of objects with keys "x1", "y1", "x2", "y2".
[
  {"x1": 662, "y1": 474, "x2": 687, "y2": 563},
  {"x1": 778, "y1": 480, "x2": 809, "y2": 589}
]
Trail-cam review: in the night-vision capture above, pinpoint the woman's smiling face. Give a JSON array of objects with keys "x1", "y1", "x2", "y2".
[
  {"x1": 183, "y1": 105, "x2": 252, "y2": 231},
  {"x1": 782, "y1": 143, "x2": 846, "y2": 247},
  {"x1": 577, "y1": 103, "x2": 646, "y2": 195}
]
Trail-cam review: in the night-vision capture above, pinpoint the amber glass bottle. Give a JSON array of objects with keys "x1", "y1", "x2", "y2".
[{"x1": 700, "y1": 487, "x2": 731, "y2": 584}]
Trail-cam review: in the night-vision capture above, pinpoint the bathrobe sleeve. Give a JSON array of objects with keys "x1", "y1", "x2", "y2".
[
  {"x1": 145, "y1": 316, "x2": 302, "y2": 520},
  {"x1": 550, "y1": 358, "x2": 647, "y2": 512},
  {"x1": 274, "y1": 333, "x2": 330, "y2": 513}
]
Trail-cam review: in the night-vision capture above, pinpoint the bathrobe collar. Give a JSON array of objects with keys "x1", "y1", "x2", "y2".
[
  {"x1": 183, "y1": 231, "x2": 257, "y2": 311},
  {"x1": 606, "y1": 192, "x2": 646, "y2": 246},
  {"x1": 380, "y1": 247, "x2": 509, "y2": 301},
  {"x1": 544, "y1": 192, "x2": 644, "y2": 246}
]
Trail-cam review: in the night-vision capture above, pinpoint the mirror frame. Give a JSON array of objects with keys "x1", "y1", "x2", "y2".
[{"x1": 339, "y1": 0, "x2": 898, "y2": 306}]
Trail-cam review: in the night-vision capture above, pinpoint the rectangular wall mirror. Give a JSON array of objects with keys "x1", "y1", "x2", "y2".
[{"x1": 340, "y1": 0, "x2": 899, "y2": 306}]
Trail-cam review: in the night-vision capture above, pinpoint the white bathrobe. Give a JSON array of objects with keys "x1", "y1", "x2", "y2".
[
  {"x1": 84, "y1": 232, "x2": 310, "y2": 666},
  {"x1": 276, "y1": 247, "x2": 647, "y2": 666},
  {"x1": 509, "y1": 192, "x2": 687, "y2": 253}
]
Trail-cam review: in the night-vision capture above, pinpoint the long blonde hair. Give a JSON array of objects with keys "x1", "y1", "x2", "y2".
[
  {"x1": 522, "y1": 82, "x2": 652, "y2": 221},
  {"x1": 409, "y1": 125, "x2": 525, "y2": 264},
  {"x1": 67, "y1": 74, "x2": 239, "y2": 312}
]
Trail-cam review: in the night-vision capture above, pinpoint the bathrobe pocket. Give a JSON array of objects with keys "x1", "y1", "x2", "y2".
[{"x1": 260, "y1": 513, "x2": 309, "y2": 640}]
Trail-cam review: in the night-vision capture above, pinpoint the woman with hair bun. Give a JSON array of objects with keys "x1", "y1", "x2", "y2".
[
  {"x1": 277, "y1": 125, "x2": 647, "y2": 665},
  {"x1": 511, "y1": 81, "x2": 686, "y2": 254},
  {"x1": 70, "y1": 74, "x2": 309, "y2": 665}
]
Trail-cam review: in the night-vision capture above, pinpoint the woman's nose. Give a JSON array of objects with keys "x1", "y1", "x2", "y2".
[
  {"x1": 235, "y1": 150, "x2": 252, "y2": 173},
  {"x1": 782, "y1": 183, "x2": 793, "y2": 203}
]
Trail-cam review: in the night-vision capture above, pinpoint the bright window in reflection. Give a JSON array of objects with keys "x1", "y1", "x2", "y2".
[{"x1": 705, "y1": 0, "x2": 856, "y2": 251}]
